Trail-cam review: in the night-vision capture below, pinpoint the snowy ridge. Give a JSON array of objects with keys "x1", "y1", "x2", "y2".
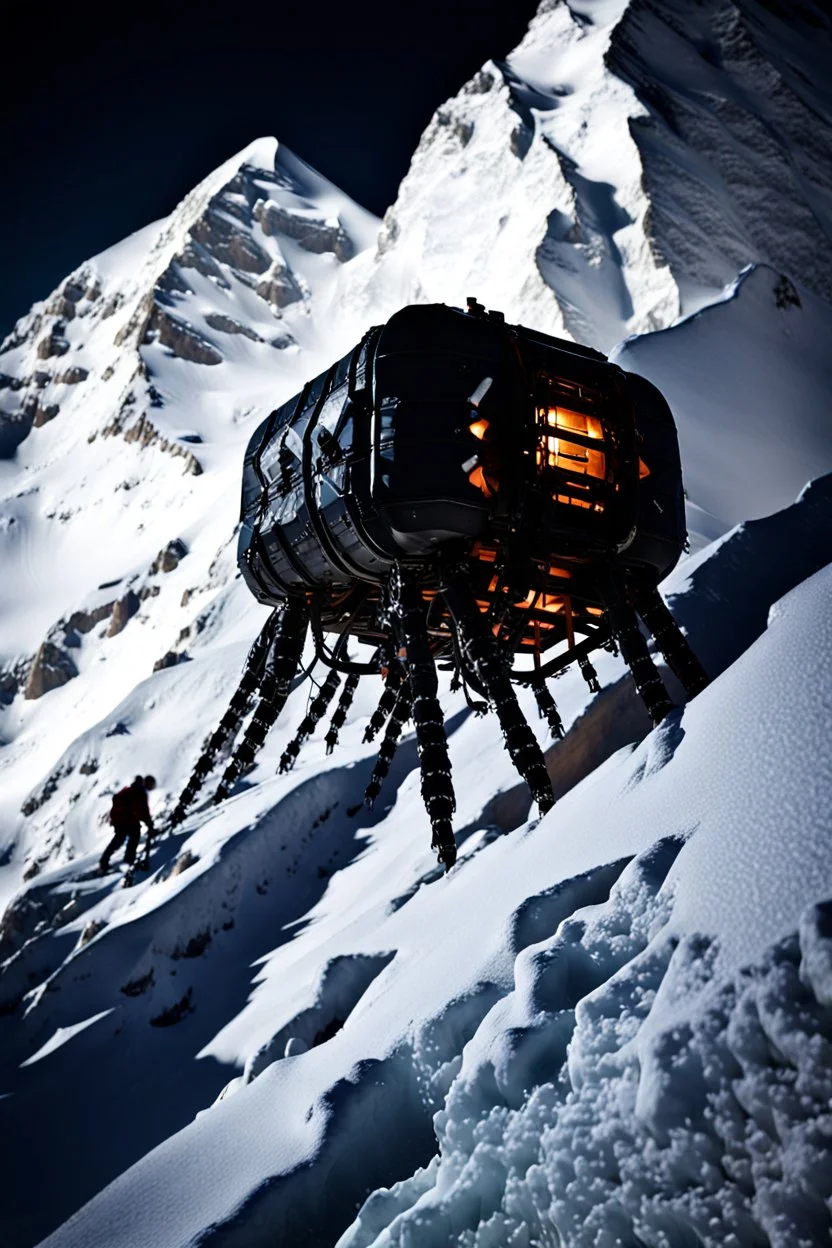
[
  {"x1": 614, "y1": 264, "x2": 832, "y2": 525},
  {"x1": 344, "y1": 0, "x2": 832, "y2": 352},
  {"x1": 0, "y1": 138, "x2": 381, "y2": 882},
  {"x1": 1, "y1": 0, "x2": 832, "y2": 1244}
]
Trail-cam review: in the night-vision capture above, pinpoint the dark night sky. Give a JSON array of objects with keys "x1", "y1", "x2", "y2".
[{"x1": 1, "y1": 0, "x2": 540, "y2": 342}]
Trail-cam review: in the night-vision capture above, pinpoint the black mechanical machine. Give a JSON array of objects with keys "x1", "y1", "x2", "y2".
[{"x1": 171, "y1": 300, "x2": 708, "y2": 867}]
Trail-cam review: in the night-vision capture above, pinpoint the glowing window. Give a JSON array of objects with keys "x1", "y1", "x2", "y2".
[{"x1": 544, "y1": 407, "x2": 605, "y2": 479}]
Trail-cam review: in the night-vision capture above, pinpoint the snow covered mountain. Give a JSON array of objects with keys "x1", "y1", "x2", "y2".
[{"x1": 1, "y1": 2, "x2": 832, "y2": 1246}]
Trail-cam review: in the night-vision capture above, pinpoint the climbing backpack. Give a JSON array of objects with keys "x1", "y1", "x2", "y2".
[{"x1": 109, "y1": 785, "x2": 134, "y2": 825}]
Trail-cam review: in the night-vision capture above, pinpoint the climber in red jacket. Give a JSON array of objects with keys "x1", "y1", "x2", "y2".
[{"x1": 99, "y1": 775, "x2": 156, "y2": 873}]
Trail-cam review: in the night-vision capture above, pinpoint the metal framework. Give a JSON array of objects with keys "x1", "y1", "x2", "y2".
[{"x1": 170, "y1": 300, "x2": 708, "y2": 868}]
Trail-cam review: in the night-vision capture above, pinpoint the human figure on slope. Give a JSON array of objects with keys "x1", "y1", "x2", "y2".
[{"x1": 99, "y1": 775, "x2": 156, "y2": 874}]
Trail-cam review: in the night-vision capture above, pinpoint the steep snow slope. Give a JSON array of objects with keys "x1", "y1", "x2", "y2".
[
  {"x1": 346, "y1": 0, "x2": 832, "y2": 351},
  {"x1": 615, "y1": 264, "x2": 832, "y2": 526},
  {"x1": 0, "y1": 137, "x2": 381, "y2": 900},
  {"x1": 1, "y1": 0, "x2": 832, "y2": 1244},
  {"x1": 3, "y1": 480, "x2": 829, "y2": 1248}
]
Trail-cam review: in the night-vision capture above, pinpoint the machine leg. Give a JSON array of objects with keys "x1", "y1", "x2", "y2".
[
  {"x1": 363, "y1": 663, "x2": 404, "y2": 743},
  {"x1": 602, "y1": 584, "x2": 674, "y2": 726},
  {"x1": 442, "y1": 571, "x2": 555, "y2": 814},
  {"x1": 279, "y1": 669, "x2": 341, "y2": 773},
  {"x1": 578, "y1": 655, "x2": 601, "y2": 694},
  {"x1": 325, "y1": 673, "x2": 360, "y2": 754},
  {"x1": 635, "y1": 586, "x2": 709, "y2": 697},
  {"x1": 363, "y1": 684, "x2": 412, "y2": 808},
  {"x1": 391, "y1": 565, "x2": 457, "y2": 869},
  {"x1": 532, "y1": 680, "x2": 565, "y2": 739},
  {"x1": 169, "y1": 609, "x2": 278, "y2": 827},
  {"x1": 213, "y1": 598, "x2": 309, "y2": 804}
]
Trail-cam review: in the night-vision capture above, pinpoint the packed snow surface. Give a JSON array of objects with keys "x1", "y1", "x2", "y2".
[
  {"x1": 1, "y1": 0, "x2": 832, "y2": 1244},
  {"x1": 4, "y1": 483, "x2": 831, "y2": 1248}
]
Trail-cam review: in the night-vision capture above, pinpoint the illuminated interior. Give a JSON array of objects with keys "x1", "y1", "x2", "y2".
[
  {"x1": 536, "y1": 404, "x2": 607, "y2": 511},
  {"x1": 458, "y1": 397, "x2": 615, "y2": 655}
]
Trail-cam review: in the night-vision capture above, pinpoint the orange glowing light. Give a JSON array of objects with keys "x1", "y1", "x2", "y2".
[
  {"x1": 547, "y1": 407, "x2": 603, "y2": 438},
  {"x1": 468, "y1": 465, "x2": 496, "y2": 498},
  {"x1": 513, "y1": 589, "x2": 539, "y2": 609},
  {"x1": 548, "y1": 564, "x2": 573, "y2": 580},
  {"x1": 541, "y1": 406, "x2": 606, "y2": 482},
  {"x1": 546, "y1": 437, "x2": 605, "y2": 478},
  {"x1": 638, "y1": 457, "x2": 651, "y2": 479},
  {"x1": 474, "y1": 545, "x2": 497, "y2": 562},
  {"x1": 553, "y1": 493, "x2": 593, "y2": 509},
  {"x1": 469, "y1": 418, "x2": 490, "y2": 440}
]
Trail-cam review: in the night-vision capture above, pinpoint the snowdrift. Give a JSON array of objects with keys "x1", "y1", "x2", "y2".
[{"x1": 0, "y1": 477, "x2": 829, "y2": 1248}]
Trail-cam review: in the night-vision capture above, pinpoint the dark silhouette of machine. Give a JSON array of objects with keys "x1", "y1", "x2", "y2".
[{"x1": 171, "y1": 300, "x2": 708, "y2": 867}]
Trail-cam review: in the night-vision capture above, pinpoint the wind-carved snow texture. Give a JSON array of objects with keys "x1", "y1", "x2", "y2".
[
  {"x1": 353, "y1": 0, "x2": 832, "y2": 353},
  {"x1": 340, "y1": 860, "x2": 832, "y2": 1248},
  {"x1": 2, "y1": 1, "x2": 832, "y2": 1245},
  {"x1": 5, "y1": 513, "x2": 829, "y2": 1248},
  {"x1": 610, "y1": 0, "x2": 832, "y2": 306}
]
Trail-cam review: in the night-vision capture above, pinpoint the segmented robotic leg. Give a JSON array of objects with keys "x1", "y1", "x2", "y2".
[
  {"x1": 169, "y1": 610, "x2": 279, "y2": 827},
  {"x1": 634, "y1": 586, "x2": 709, "y2": 697},
  {"x1": 532, "y1": 680, "x2": 565, "y2": 739},
  {"x1": 442, "y1": 573, "x2": 555, "y2": 814},
  {"x1": 363, "y1": 662, "x2": 404, "y2": 743},
  {"x1": 392, "y1": 565, "x2": 457, "y2": 869},
  {"x1": 450, "y1": 629, "x2": 489, "y2": 715},
  {"x1": 363, "y1": 683, "x2": 412, "y2": 808},
  {"x1": 326, "y1": 673, "x2": 360, "y2": 754},
  {"x1": 279, "y1": 669, "x2": 342, "y2": 773},
  {"x1": 578, "y1": 655, "x2": 601, "y2": 694},
  {"x1": 602, "y1": 584, "x2": 674, "y2": 726},
  {"x1": 213, "y1": 598, "x2": 309, "y2": 804}
]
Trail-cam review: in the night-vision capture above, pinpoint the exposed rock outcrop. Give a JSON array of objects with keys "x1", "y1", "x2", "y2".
[
  {"x1": 255, "y1": 199, "x2": 353, "y2": 260},
  {"x1": 102, "y1": 389, "x2": 203, "y2": 476},
  {"x1": 204, "y1": 313, "x2": 263, "y2": 342},
  {"x1": 36, "y1": 323, "x2": 70, "y2": 359},
  {"x1": 0, "y1": 658, "x2": 29, "y2": 705},
  {"x1": 149, "y1": 539, "x2": 188, "y2": 574},
  {"x1": 256, "y1": 262, "x2": 304, "y2": 310},
  {"x1": 55, "y1": 366, "x2": 89, "y2": 385},
  {"x1": 30, "y1": 397, "x2": 60, "y2": 427},
  {"x1": 107, "y1": 590, "x2": 141, "y2": 637},
  {"x1": 0, "y1": 671, "x2": 18, "y2": 704},
  {"x1": 178, "y1": 238, "x2": 231, "y2": 287},
  {"x1": 147, "y1": 307, "x2": 222, "y2": 366},
  {"x1": 64, "y1": 601, "x2": 115, "y2": 641},
  {"x1": 191, "y1": 208, "x2": 271, "y2": 274},
  {"x1": 153, "y1": 650, "x2": 190, "y2": 672},
  {"x1": 24, "y1": 643, "x2": 78, "y2": 699},
  {"x1": 122, "y1": 414, "x2": 203, "y2": 475}
]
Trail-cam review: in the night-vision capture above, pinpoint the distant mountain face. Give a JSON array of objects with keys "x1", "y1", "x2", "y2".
[
  {"x1": 0, "y1": 138, "x2": 379, "y2": 459},
  {"x1": 0, "y1": 0, "x2": 830, "y2": 881},
  {"x1": 358, "y1": 0, "x2": 832, "y2": 348}
]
